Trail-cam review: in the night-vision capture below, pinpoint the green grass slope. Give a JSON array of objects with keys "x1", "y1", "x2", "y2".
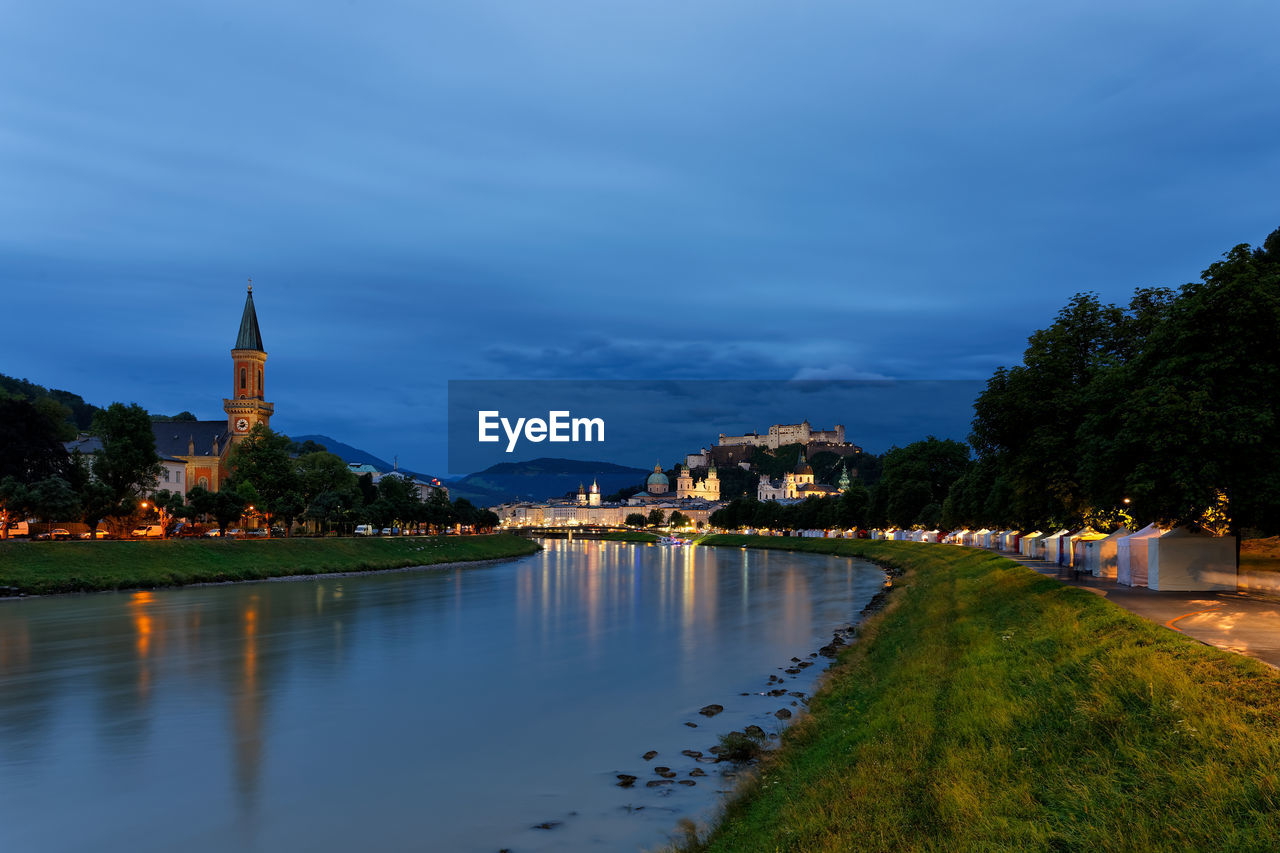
[
  {"x1": 0, "y1": 534, "x2": 540, "y2": 595},
  {"x1": 692, "y1": 536, "x2": 1280, "y2": 852}
]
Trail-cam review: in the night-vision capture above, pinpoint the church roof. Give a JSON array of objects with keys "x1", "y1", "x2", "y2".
[
  {"x1": 153, "y1": 421, "x2": 229, "y2": 458},
  {"x1": 794, "y1": 453, "x2": 813, "y2": 475},
  {"x1": 235, "y1": 286, "x2": 265, "y2": 351}
]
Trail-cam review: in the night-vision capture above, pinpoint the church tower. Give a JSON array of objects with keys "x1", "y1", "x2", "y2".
[{"x1": 223, "y1": 282, "x2": 275, "y2": 445}]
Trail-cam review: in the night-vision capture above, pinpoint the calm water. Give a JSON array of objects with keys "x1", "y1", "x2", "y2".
[{"x1": 0, "y1": 540, "x2": 883, "y2": 852}]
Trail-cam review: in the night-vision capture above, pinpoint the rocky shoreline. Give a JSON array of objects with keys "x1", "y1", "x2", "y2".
[{"x1": 522, "y1": 559, "x2": 901, "y2": 846}]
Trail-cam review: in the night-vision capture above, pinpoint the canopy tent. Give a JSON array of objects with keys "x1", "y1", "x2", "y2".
[
  {"x1": 922, "y1": 530, "x2": 940, "y2": 543},
  {"x1": 1040, "y1": 529, "x2": 1070, "y2": 563},
  {"x1": 1147, "y1": 528, "x2": 1236, "y2": 591},
  {"x1": 1067, "y1": 528, "x2": 1107, "y2": 568},
  {"x1": 973, "y1": 528, "x2": 991, "y2": 548},
  {"x1": 1019, "y1": 531, "x2": 1044, "y2": 557},
  {"x1": 1116, "y1": 523, "x2": 1163, "y2": 587},
  {"x1": 1082, "y1": 527, "x2": 1129, "y2": 578},
  {"x1": 1003, "y1": 531, "x2": 1023, "y2": 552}
]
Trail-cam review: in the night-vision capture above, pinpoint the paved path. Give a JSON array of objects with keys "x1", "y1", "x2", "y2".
[{"x1": 992, "y1": 549, "x2": 1280, "y2": 669}]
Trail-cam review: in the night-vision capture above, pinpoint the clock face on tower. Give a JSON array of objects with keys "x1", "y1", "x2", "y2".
[{"x1": 235, "y1": 418, "x2": 250, "y2": 433}]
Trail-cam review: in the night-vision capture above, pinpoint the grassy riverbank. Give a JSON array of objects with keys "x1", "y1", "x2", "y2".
[
  {"x1": 0, "y1": 534, "x2": 540, "y2": 595},
  {"x1": 692, "y1": 536, "x2": 1280, "y2": 852}
]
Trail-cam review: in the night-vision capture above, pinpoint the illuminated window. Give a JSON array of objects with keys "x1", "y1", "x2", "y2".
[{"x1": 199, "y1": 477, "x2": 209, "y2": 489}]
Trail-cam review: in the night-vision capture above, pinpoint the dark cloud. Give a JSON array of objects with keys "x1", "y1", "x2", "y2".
[{"x1": 1, "y1": 1, "x2": 1276, "y2": 474}]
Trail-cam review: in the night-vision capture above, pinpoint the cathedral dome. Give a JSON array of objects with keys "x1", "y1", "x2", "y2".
[
  {"x1": 647, "y1": 464, "x2": 669, "y2": 488},
  {"x1": 795, "y1": 454, "x2": 813, "y2": 475}
]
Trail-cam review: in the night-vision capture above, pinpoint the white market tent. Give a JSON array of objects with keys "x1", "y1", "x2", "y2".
[
  {"x1": 1116, "y1": 523, "x2": 1163, "y2": 586},
  {"x1": 974, "y1": 528, "x2": 991, "y2": 548},
  {"x1": 1082, "y1": 527, "x2": 1129, "y2": 578},
  {"x1": 1040, "y1": 529, "x2": 1070, "y2": 563},
  {"x1": 1068, "y1": 528, "x2": 1107, "y2": 568},
  {"x1": 1147, "y1": 528, "x2": 1236, "y2": 591},
  {"x1": 1019, "y1": 531, "x2": 1044, "y2": 557},
  {"x1": 923, "y1": 529, "x2": 940, "y2": 543}
]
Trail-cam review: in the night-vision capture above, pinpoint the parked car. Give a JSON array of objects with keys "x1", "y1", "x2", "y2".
[
  {"x1": 131, "y1": 524, "x2": 166, "y2": 538},
  {"x1": 79, "y1": 530, "x2": 111, "y2": 540},
  {"x1": 203, "y1": 529, "x2": 222, "y2": 537},
  {"x1": 354, "y1": 524, "x2": 375, "y2": 536},
  {"x1": 36, "y1": 528, "x2": 73, "y2": 540}
]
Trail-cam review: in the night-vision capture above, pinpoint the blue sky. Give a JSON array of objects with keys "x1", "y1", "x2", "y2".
[{"x1": 2, "y1": 1, "x2": 1277, "y2": 475}]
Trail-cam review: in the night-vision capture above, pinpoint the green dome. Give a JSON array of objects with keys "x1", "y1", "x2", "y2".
[{"x1": 647, "y1": 464, "x2": 669, "y2": 487}]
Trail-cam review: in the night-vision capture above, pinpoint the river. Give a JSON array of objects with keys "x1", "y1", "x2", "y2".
[{"x1": 0, "y1": 539, "x2": 884, "y2": 852}]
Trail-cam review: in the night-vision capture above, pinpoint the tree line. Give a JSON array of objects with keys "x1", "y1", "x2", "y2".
[
  {"x1": 0, "y1": 399, "x2": 495, "y2": 538},
  {"x1": 945, "y1": 227, "x2": 1280, "y2": 539},
  {"x1": 706, "y1": 228, "x2": 1280, "y2": 537}
]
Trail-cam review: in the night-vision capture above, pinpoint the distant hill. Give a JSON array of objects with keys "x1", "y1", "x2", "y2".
[
  {"x1": 0, "y1": 373, "x2": 100, "y2": 431},
  {"x1": 447, "y1": 458, "x2": 651, "y2": 505},
  {"x1": 289, "y1": 434, "x2": 439, "y2": 482}
]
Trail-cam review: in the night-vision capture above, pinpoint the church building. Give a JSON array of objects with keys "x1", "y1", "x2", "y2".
[
  {"x1": 150, "y1": 284, "x2": 274, "y2": 492},
  {"x1": 757, "y1": 455, "x2": 845, "y2": 501}
]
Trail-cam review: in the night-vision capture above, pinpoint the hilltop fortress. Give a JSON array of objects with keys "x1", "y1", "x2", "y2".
[{"x1": 718, "y1": 420, "x2": 846, "y2": 450}]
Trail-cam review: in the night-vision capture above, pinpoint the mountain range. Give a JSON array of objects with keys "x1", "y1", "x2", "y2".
[
  {"x1": 444, "y1": 458, "x2": 651, "y2": 505},
  {"x1": 291, "y1": 435, "x2": 644, "y2": 504}
]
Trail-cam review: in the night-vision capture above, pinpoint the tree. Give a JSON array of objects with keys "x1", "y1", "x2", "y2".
[
  {"x1": 876, "y1": 437, "x2": 970, "y2": 528},
  {"x1": 296, "y1": 452, "x2": 358, "y2": 503},
  {"x1": 424, "y1": 489, "x2": 454, "y2": 533},
  {"x1": 270, "y1": 491, "x2": 306, "y2": 536},
  {"x1": 668, "y1": 510, "x2": 691, "y2": 528},
  {"x1": 91, "y1": 403, "x2": 163, "y2": 535},
  {"x1": 452, "y1": 498, "x2": 481, "y2": 531},
  {"x1": 376, "y1": 474, "x2": 424, "y2": 532},
  {"x1": 288, "y1": 438, "x2": 328, "y2": 455},
  {"x1": 187, "y1": 485, "x2": 247, "y2": 537},
  {"x1": 79, "y1": 481, "x2": 117, "y2": 538},
  {"x1": 356, "y1": 473, "x2": 377, "y2": 508},
  {"x1": 834, "y1": 482, "x2": 870, "y2": 529},
  {"x1": 1116, "y1": 232, "x2": 1280, "y2": 540},
  {"x1": 625, "y1": 512, "x2": 647, "y2": 528},
  {"x1": 0, "y1": 477, "x2": 30, "y2": 539},
  {"x1": 227, "y1": 424, "x2": 300, "y2": 537},
  {"x1": 647, "y1": 508, "x2": 665, "y2": 527},
  {"x1": 145, "y1": 490, "x2": 187, "y2": 538},
  {"x1": 28, "y1": 477, "x2": 80, "y2": 538},
  {"x1": 0, "y1": 397, "x2": 71, "y2": 484}
]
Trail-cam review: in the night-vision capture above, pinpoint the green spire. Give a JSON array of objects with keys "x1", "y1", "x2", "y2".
[{"x1": 235, "y1": 281, "x2": 265, "y2": 351}]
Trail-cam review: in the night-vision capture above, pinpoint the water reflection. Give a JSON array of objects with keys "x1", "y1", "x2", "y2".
[{"x1": 0, "y1": 542, "x2": 883, "y2": 853}]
